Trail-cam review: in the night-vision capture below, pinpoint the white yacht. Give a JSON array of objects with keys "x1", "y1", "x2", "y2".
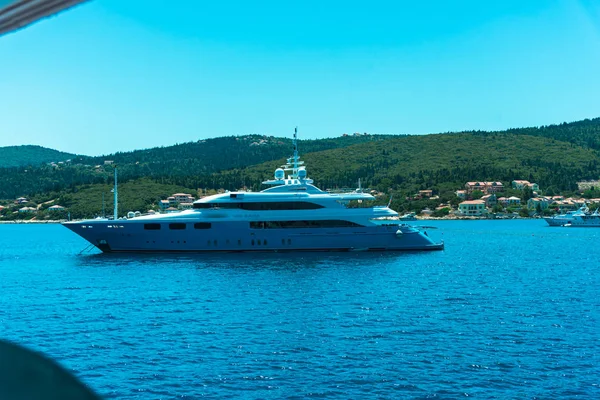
[
  {"x1": 399, "y1": 212, "x2": 417, "y2": 221},
  {"x1": 543, "y1": 206, "x2": 588, "y2": 226},
  {"x1": 63, "y1": 129, "x2": 444, "y2": 253},
  {"x1": 562, "y1": 209, "x2": 600, "y2": 227}
]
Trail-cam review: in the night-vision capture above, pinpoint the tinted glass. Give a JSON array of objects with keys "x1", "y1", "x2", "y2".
[{"x1": 194, "y1": 223, "x2": 212, "y2": 229}]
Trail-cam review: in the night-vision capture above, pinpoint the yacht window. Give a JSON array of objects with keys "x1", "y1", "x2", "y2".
[
  {"x1": 250, "y1": 220, "x2": 363, "y2": 229},
  {"x1": 194, "y1": 201, "x2": 323, "y2": 210},
  {"x1": 241, "y1": 201, "x2": 323, "y2": 210},
  {"x1": 193, "y1": 202, "x2": 238, "y2": 209},
  {"x1": 194, "y1": 222, "x2": 212, "y2": 229},
  {"x1": 144, "y1": 223, "x2": 161, "y2": 230},
  {"x1": 169, "y1": 223, "x2": 186, "y2": 230}
]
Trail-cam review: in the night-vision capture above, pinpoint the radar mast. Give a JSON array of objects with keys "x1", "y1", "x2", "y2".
[{"x1": 262, "y1": 127, "x2": 312, "y2": 186}]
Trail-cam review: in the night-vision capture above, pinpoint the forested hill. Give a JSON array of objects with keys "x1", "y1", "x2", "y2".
[
  {"x1": 77, "y1": 134, "x2": 391, "y2": 173},
  {"x1": 212, "y1": 131, "x2": 600, "y2": 196},
  {"x1": 0, "y1": 134, "x2": 390, "y2": 199},
  {"x1": 0, "y1": 145, "x2": 76, "y2": 168},
  {"x1": 504, "y1": 117, "x2": 600, "y2": 150},
  {"x1": 1, "y1": 117, "x2": 600, "y2": 205}
]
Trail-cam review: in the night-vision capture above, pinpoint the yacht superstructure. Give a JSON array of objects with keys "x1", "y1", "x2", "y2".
[
  {"x1": 562, "y1": 209, "x2": 600, "y2": 227},
  {"x1": 63, "y1": 129, "x2": 444, "y2": 253}
]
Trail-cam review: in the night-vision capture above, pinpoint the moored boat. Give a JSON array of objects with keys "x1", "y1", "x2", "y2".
[
  {"x1": 543, "y1": 206, "x2": 589, "y2": 226},
  {"x1": 399, "y1": 212, "x2": 417, "y2": 221}
]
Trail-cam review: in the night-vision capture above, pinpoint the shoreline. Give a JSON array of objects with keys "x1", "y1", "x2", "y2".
[
  {"x1": 0, "y1": 216, "x2": 542, "y2": 224},
  {"x1": 416, "y1": 216, "x2": 539, "y2": 221},
  {"x1": 0, "y1": 220, "x2": 65, "y2": 224}
]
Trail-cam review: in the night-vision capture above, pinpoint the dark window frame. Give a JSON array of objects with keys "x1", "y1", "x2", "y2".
[
  {"x1": 193, "y1": 201, "x2": 323, "y2": 210},
  {"x1": 144, "y1": 223, "x2": 161, "y2": 230},
  {"x1": 250, "y1": 220, "x2": 364, "y2": 229},
  {"x1": 194, "y1": 222, "x2": 212, "y2": 229}
]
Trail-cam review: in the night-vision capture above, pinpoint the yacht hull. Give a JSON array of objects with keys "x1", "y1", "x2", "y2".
[
  {"x1": 63, "y1": 220, "x2": 443, "y2": 253},
  {"x1": 543, "y1": 217, "x2": 572, "y2": 226}
]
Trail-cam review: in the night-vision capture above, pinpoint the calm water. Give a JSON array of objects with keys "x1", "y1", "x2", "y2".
[{"x1": 0, "y1": 221, "x2": 598, "y2": 399}]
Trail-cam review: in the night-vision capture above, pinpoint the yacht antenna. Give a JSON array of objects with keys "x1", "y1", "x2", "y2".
[
  {"x1": 113, "y1": 166, "x2": 118, "y2": 220},
  {"x1": 387, "y1": 194, "x2": 393, "y2": 208},
  {"x1": 102, "y1": 192, "x2": 105, "y2": 218},
  {"x1": 358, "y1": 178, "x2": 362, "y2": 193},
  {"x1": 293, "y1": 126, "x2": 299, "y2": 171}
]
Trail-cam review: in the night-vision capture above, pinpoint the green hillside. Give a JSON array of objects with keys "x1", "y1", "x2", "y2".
[
  {"x1": 53, "y1": 179, "x2": 197, "y2": 219},
  {"x1": 2, "y1": 117, "x2": 600, "y2": 218},
  {"x1": 214, "y1": 132, "x2": 599, "y2": 194},
  {"x1": 0, "y1": 134, "x2": 388, "y2": 199},
  {"x1": 78, "y1": 134, "x2": 390, "y2": 171},
  {"x1": 0, "y1": 179, "x2": 197, "y2": 220},
  {"x1": 504, "y1": 117, "x2": 600, "y2": 150},
  {"x1": 0, "y1": 145, "x2": 76, "y2": 168}
]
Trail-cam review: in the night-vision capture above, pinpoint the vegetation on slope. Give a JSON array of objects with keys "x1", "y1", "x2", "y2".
[
  {"x1": 2, "y1": 117, "x2": 600, "y2": 218},
  {"x1": 0, "y1": 134, "x2": 388, "y2": 199},
  {"x1": 504, "y1": 117, "x2": 600, "y2": 150},
  {"x1": 0, "y1": 179, "x2": 196, "y2": 220},
  {"x1": 0, "y1": 145, "x2": 76, "y2": 168},
  {"x1": 55, "y1": 179, "x2": 197, "y2": 219},
  {"x1": 203, "y1": 132, "x2": 600, "y2": 193}
]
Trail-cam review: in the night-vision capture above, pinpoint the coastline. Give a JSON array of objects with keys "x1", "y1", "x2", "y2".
[
  {"x1": 0, "y1": 216, "x2": 542, "y2": 224},
  {"x1": 416, "y1": 216, "x2": 536, "y2": 220},
  {"x1": 0, "y1": 220, "x2": 65, "y2": 224}
]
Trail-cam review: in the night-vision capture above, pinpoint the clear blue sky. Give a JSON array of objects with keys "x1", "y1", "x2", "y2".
[{"x1": 1, "y1": 0, "x2": 600, "y2": 156}]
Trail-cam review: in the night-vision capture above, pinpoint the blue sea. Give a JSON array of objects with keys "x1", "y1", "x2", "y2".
[{"x1": 0, "y1": 220, "x2": 598, "y2": 399}]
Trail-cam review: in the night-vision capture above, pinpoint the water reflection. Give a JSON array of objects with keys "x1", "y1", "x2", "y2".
[{"x1": 75, "y1": 250, "x2": 410, "y2": 270}]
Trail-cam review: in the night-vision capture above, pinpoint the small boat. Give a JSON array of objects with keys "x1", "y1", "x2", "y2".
[
  {"x1": 543, "y1": 206, "x2": 588, "y2": 226},
  {"x1": 399, "y1": 212, "x2": 417, "y2": 221}
]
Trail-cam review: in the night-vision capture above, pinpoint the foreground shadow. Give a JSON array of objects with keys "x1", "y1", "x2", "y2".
[{"x1": 0, "y1": 340, "x2": 100, "y2": 400}]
